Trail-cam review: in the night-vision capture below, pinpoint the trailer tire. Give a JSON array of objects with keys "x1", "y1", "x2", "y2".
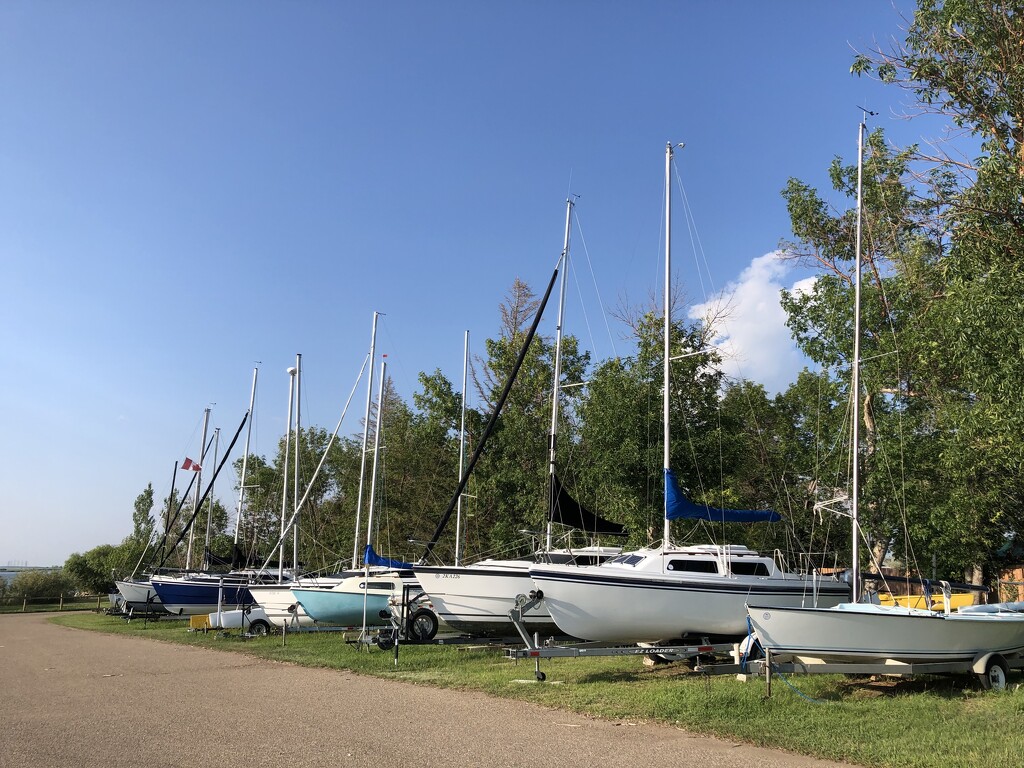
[
  {"x1": 978, "y1": 655, "x2": 1009, "y2": 691},
  {"x1": 248, "y1": 619, "x2": 271, "y2": 637},
  {"x1": 407, "y1": 608, "x2": 439, "y2": 643}
]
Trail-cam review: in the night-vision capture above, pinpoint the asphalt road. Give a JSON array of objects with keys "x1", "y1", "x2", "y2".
[{"x1": 0, "y1": 613, "x2": 851, "y2": 768}]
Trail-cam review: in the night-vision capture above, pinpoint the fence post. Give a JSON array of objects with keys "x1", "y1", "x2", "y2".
[
  {"x1": 59, "y1": 594, "x2": 64, "y2": 611},
  {"x1": 97, "y1": 595, "x2": 101, "y2": 610},
  {"x1": 22, "y1": 598, "x2": 27, "y2": 612}
]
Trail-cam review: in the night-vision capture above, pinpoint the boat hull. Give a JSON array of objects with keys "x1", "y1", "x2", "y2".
[
  {"x1": 291, "y1": 573, "x2": 416, "y2": 628},
  {"x1": 291, "y1": 588, "x2": 391, "y2": 627},
  {"x1": 150, "y1": 576, "x2": 255, "y2": 616},
  {"x1": 531, "y1": 564, "x2": 848, "y2": 643},
  {"x1": 115, "y1": 579, "x2": 166, "y2": 612},
  {"x1": 747, "y1": 602, "x2": 1024, "y2": 663},
  {"x1": 414, "y1": 562, "x2": 561, "y2": 637},
  {"x1": 246, "y1": 583, "x2": 326, "y2": 628}
]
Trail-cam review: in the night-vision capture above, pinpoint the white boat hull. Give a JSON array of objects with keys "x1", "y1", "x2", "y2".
[
  {"x1": 747, "y1": 602, "x2": 1024, "y2": 662},
  {"x1": 531, "y1": 560, "x2": 848, "y2": 643},
  {"x1": 414, "y1": 561, "x2": 561, "y2": 636},
  {"x1": 246, "y1": 583, "x2": 322, "y2": 628},
  {"x1": 115, "y1": 579, "x2": 165, "y2": 611}
]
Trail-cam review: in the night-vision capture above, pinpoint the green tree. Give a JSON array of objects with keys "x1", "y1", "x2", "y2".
[
  {"x1": 64, "y1": 545, "x2": 120, "y2": 594},
  {"x1": 779, "y1": 129, "x2": 946, "y2": 575},
  {"x1": 131, "y1": 484, "x2": 155, "y2": 543},
  {"x1": 577, "y1": 303, "x2": 724, "y2": 549},
  {"x1": 9, "y1": 569, "x2": 76, "y2": 599},
  {"x1": 462, "y1": 279, "x2": 590, "y2": 560},
  {"x1": 849, "y1": 0, "x2": 1024, "y2": 584}
]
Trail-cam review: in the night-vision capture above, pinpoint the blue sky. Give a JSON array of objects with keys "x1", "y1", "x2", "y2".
[{"x1": 1, "y1": 1, "x2": 929, "y2": 567}]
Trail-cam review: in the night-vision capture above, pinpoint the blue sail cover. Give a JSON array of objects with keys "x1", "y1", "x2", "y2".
[
  {"x1": 665, "y1": 469, "x2": 781, "y2": 523},
  {"x1": 363, "y1": 544, "x2": 413, "y2": 569}
]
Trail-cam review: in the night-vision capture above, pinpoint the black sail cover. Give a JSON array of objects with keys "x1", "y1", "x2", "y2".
[{"x1": 548, "y1": 474, "x2": 626, "y2": 537}]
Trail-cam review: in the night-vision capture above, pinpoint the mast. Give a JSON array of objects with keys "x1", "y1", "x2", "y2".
[
  {"x1": 364, "y1": 357, "x2": 387, "y2": 558},
  {"x1": 352, "y1": 311, "x2": 380, "y2": 569},
  {"x1": 454, "y1": 331, "x2": 469, "y2": 566},
  {"x1": 279, "y1": 365, "x2": 296, "y2": 581},
  {"x1": 851, "y1": 116, "x2": 867, "y2": 603},
  {"x1": 293, "y1": 353, "x2": 302, "y2": 572},
  {"x1": 233, "y1": 367, "x2": 258, "y2": 550},
  {"x1": 546, "y1": 197, "x2": 574, "y2": 552},
  {"x1": 361, "y1": 356, "x2": 387, "y2": 639},
  {"x1": 202, "y1": 427, "x2": 220, "y2": 570},
  {"x1": 186, "y1": 407, "x2": 211, "y2": 571},
  {"x1": 663, "y1": 142, "x2": 675, "y2": 547}
]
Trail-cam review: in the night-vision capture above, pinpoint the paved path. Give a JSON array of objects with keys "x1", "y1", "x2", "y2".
[{"x1": 0, "y1": 613, "x2": 851, "y2": 768}]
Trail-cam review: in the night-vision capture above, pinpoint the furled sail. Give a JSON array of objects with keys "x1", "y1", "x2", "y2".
[
  {"x1": 363, "y1": 544, "x2": 412, "y2": 570},
  {"x1": 665, "y1": 469, "x2": 781, "y2": 523},
  {"x1": 548, "y1": 474, "x2": 627, "y2": 536}
]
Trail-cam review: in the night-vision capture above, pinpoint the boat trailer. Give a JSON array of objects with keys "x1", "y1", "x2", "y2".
[
  {"x1": 501, "y1": 593, "x2": 1024, "y2": 692},
  {"x1": 503, "y1": 592, "x2": 748, "y2": 682},
  {"x1": 759, "y1": 647, "x2": 1024, "y2": 694}
]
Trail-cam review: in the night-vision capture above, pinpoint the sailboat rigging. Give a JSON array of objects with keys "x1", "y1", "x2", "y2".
[
  {"x1": 745, "y1": 116, "x2": 1024, "y2": 671},
  {"x1": 529, "y1": 143, "x2": 847, "y2": 644},
  {"x1": 413, "y1": 197, "x2": 626, "y2": 636}
]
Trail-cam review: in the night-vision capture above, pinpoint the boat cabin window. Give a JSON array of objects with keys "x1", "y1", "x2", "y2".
[
  {"x1": 360, "y1": 581, "x2": 396, "y2": 591},
  {"x1": 609, "y1": 554, "x2": 645, "y2": 566},
  {"x1": 730, "y1": 561, "x2": 770, "y2": 577},
  {"x1": 667, "y1": 559, "x2": 718, "y2": 574}
]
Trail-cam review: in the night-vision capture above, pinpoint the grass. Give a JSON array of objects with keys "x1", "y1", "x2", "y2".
[{"x1": 51, "y1": 612, "x2": 1024, "y2": 768}]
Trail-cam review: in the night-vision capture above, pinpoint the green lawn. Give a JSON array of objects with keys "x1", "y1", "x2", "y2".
[{"x1": 51, "y1": 612, "x2": 1024, "y2": 768}]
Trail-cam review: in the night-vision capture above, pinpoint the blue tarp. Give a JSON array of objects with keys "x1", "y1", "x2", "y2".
[
  {"x1": 363, "y1": 544, "x2": 413, "y2": 569},
  {"x1": 664, "y1": 469, "x2": 781, "y2": 523}
]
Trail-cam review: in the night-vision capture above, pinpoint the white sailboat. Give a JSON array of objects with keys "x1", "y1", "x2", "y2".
[
  {"x1": 116, "y1": 472, "x2": 172, "y2": 612},
  {"x1": 529, "y1": 142, "x2": 848, "y2": 644},
  {"x1": 414, "y1": 198, "x2": 625, "y2": 637},
  {"x1": 745, "y1": 116, "x2": 1024, "y2": 671}
]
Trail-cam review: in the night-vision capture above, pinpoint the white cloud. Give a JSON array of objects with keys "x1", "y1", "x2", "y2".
[{"x1": 689, "y1": 251, "x2": 813, "y2": 395}]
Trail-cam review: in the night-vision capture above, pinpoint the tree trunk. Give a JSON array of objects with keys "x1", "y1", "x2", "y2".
[{"x1": 965, "y1": 563, "x2": 984, "y2": 605}]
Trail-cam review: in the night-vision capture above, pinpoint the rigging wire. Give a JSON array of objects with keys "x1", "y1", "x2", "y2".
[{"x1": 570, "y1": 206, "x2": 618, "y2": 360}]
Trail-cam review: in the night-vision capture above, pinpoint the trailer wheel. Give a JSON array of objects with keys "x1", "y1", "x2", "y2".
[
  {"x1": 407, "y1": 608, "x2": 439, "y2": 643},
  {"x1": 535, "y1": 670, "x2": 546, "y2": 682},
  {"x1": 978, "y1": 655, "x2": 1009, "y2": 690},
  {"x1": 248, "y1": 619, "x2": 271, "y2": 637}
]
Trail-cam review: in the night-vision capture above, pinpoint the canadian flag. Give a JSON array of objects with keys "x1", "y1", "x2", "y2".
[{"x1": 182, "y1": 457, "x2": 202, "y2": 471}]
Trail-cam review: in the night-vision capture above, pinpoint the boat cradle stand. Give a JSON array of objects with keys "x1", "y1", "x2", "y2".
[
  {"x1": 759, "y1": 647, "x2": 1024, "y2": 695},
  {"x1": 504, "y1": 592, "x2": 746, "y2": 682}
]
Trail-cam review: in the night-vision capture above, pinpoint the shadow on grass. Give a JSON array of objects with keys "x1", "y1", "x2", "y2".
[
  {"x1": 834, "y1": 673, "x2": 988, "y2": 700},
  {"x1": 575, "y1": 669, "x2": 644, "y2": 684}
]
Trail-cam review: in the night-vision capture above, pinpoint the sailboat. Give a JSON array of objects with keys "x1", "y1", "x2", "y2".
[
  {"x1": 529, "y1": 143, "x2": 848, "y2": 644},
  {"x1": 116, "y1": 422, "x2": 220, "y2": 614},
  {"x1": 290, "y1": 356, "x2": 425, "y2": 633},
  {"x1": 151, "y1": 393, "x2": 285, "y2": 615},
  {"x1": 247, "y1": 318, "x2": 419, "y2": 630},
  {"x1": 413, "y1": 198, "x2": 626, "y2": 637},
  {"x1": 745, "y1": 117, "x2": 1024, "y2": 669}
]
